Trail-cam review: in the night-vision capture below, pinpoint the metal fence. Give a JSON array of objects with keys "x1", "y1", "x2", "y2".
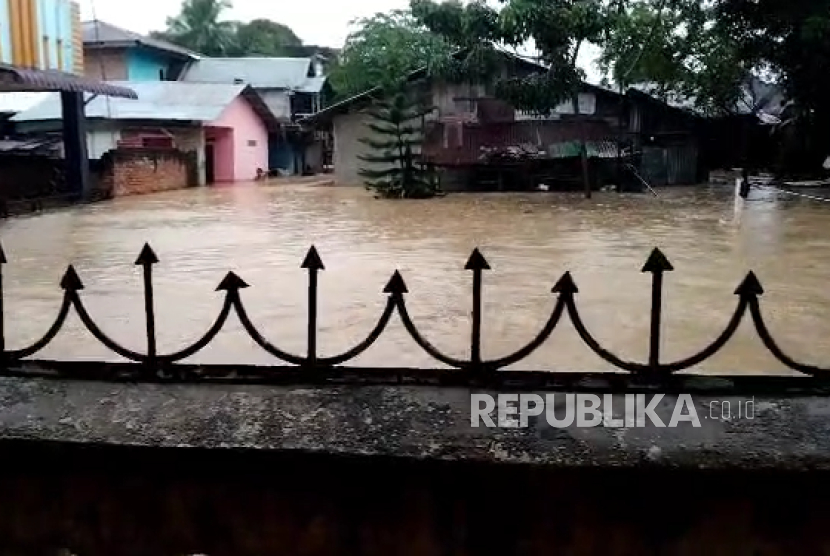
[{"x1": 0, "y1": 242, "x2": 825, "y2": 386}]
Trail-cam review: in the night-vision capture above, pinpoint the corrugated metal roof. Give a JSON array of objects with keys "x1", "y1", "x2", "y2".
[
  {"x1": 0, "y1": 92, "x2": 51, "y2": 113},
  {"x1": 0, "y1": 136, "x2": 61, "y2": 153},
  {"x1": 297, "y1": 75, "x2": 327, "y2": 93},
  {"x1": 179, "y1": 57, "x2": 326, "y2": 91},
  {"x1": 0, "y1": 64, "x2": 137, "y2": 98},
  {"x1": 82, "y1": 20, "x2": 199, "y2": 59},
  {"x1": 12, "y1": 81, "x2": 247, "y2": 122}
]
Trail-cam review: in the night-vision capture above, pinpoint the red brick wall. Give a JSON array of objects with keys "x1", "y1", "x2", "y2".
[{"x1": 99, "y1": 148, "x2": 197, "y2": 197}]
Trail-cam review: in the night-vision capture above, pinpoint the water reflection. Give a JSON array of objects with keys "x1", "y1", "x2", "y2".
[{"x1": 0, "y1": 182, "x2": 828, "y2": 374}]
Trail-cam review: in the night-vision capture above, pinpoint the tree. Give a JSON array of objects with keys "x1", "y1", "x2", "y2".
[
  {"x1": 152, "y1": 0, "x2": 321, "y2": 59},
  {"x1": 227, "y1": 19, "x2": 302, "y2": 56},
  {"x1": 598, "y1": 0, "x2": 752, "y2": 116},
  {"x1": 411, "y1": 0, "x2": 608, "y2": 197},
  {"x1": 327, "y1": 10, "x2": 455, "y2": 100},
  {"x1": 358, "y1": 88, "x2": 439, "y2": 199},
  {"x1": 716, "y1": 0, "x2": 830, "y2": 174},
  {"x1": 151, "y1": 0, "x2": 236, "y2": 56}
]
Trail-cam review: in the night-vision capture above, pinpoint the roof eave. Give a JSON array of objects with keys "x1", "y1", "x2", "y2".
[
  {"x1": 240, "y1": 86, "x2": 282, "y2": 132},
  {"x1": 83, "y1": 40, "x2": 200, "y2": 60},
  {"x1": 0, "y1": 64, "x2": 136, "y2": 98}
]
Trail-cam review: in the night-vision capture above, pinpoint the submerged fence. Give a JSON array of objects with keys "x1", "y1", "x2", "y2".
[{"x1": 0, "y1": 242, "x2": 824, "y2": 380}]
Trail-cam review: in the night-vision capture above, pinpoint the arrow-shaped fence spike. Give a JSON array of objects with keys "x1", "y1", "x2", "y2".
[
  {"x1": 216, "y1": 271, "x2": 249, "y2": 291},
  {"x1": 134, "y1": 242, "x2": 159, "y2": 266},
  {"x1": 301, "y1": 245, "x2": 324, "y2": 368},
  {"x1": 551, "y1": 271, "x2": 579, "y2": 295},
  {"x1": 300, "y1": 245, "x2": 325, "y2": 271},
  {"x1": 60, "y1": 265, "x2": 84, "y2": 291},
  {"x1": 135, "y1": 243, "x2": 159, "y2": 362},
  {"x1": 383, "y1": 270, "x2": 408, "y2": 296},
  {"x1": 464, "y1": 248, "x2": 491, "y2": 271},
  {"x1": 465, "y1": 248, "x2": 490, "y2": 366},
  {"x1": 735, "y1": 271, "x2": 764, "y2": 298},
  {"x1": 641, "y1": 248, "x2": 673, "y2": 370}
]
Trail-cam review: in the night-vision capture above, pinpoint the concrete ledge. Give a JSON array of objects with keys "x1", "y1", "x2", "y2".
[{"x1": 0, "y1": 375, "x2": 829, "y2": 470}]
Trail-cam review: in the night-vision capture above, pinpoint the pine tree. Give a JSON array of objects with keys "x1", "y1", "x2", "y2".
[{"x1": 358, "y1": 89, "x2": 439, "y2": 199}]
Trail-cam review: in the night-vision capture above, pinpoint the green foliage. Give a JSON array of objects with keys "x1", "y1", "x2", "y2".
[
  {"x1": 716, "y1": 0, "x2": 830, "y2": 171},
  {"x1": 718, "y1": 0, "x2": 830, "y2": 114},
  {"x1": 598, "y1": 0, "x2": 751, "y2": 116},
  {"x1": 411, "y1": 0, "x2": 602, "y2": 194},
  {"x1": 152, "y1": 0, "x2": 236, "y2": 56},
  {"x1": 327, "y1": 10, "x2": 456, "y2": 100},
  {"x1": 357, "y1": 90, "x2": 440, "y2": 199},
  {"x1": 228, "y1": 19, "x2": 301, "y2": 56},
  {"x1": 152, "y1": 0, "x2": 333, "y2": 59},
  {"x1": 410, "y1": 0, "x2": 608, "y2": 111}
]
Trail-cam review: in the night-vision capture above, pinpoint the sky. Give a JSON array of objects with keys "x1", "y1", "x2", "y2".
[{"x1": 77, "y1": 0, "x2": 603, "y2": 83}]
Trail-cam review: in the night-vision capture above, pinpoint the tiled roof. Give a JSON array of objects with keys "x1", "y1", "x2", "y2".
[
  {"x1": 82, "y1": 20, "x2": 199, "y2": 59},
  {"x1": 12, "y1": 81, "x2": 262, "y2": 124},
  {"x1": 179, "y1": 57, "x2": 326, "y2": 91}
]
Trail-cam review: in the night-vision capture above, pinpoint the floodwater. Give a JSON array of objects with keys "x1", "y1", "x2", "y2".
[{"x1": 1, "y1": 182, "x2": 828, "y2": 374}]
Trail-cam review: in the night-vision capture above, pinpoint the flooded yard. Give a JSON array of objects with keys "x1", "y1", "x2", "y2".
[{"x1": 0, "y1": 182, "x2": 828, "y2": 374}]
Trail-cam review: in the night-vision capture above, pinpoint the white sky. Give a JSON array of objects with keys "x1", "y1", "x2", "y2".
[{"x1": 77, "y1": 0, "x2": 603, "y2": 83}]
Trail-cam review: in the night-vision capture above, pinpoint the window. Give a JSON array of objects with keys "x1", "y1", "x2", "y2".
[
  {"x1": 247, "y1": 140, "x2": 257, "y2": 147},
  {"x1": 42, "y1": 36, "x2": 50, "y2": 68},
  {"x1": 56, "y1": 39, "x2": 63, "y2": 70}
]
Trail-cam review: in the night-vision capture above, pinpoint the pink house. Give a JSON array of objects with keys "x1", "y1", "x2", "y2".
[
  {"x1": 12, "y1": 81, "x2": 280, "y2": 185},
  {"x1": 205, "y1": 91, "x2": 272, "y2": 183}
]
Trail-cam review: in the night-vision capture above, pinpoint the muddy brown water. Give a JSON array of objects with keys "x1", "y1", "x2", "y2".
[{"x1": 1, "y1": 182, "x2": 828, "y2": 374}]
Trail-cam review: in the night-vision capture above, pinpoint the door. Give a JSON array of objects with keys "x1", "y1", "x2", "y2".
[{"x1": 205, "y1": 143, "x2": 215, "y2": 184}]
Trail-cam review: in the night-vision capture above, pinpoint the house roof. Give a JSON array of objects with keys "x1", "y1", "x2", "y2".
[
  {"x1": 11, "y1": 81, "x2": 279, "y2": 130},
  {"x1": 301, "y1": 49, "x2": 618, "y2": 125},
  {"x1": 0, "y1": 63, "x2": 137, "y2": 98},
  {"x1": 0, "y1": 92, "x2": 52, "y2": 114},
  {"x1": 82, "y1": 20, "x2": 200, "y2": 60},
  {"x1": 178, "y1": 57, "x2": 326, "y2": 92},
  {"x1": 628, "y1": 77, "x2": 786, "y2": 120}
]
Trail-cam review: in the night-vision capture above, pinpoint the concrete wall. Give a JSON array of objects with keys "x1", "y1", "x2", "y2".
[
  {"x1": 332, "y1": 110, "x2": 370, "y2": 185},
  {"x1": 83, "y1": 48, "x2": 128, "y2": 80},
  {"x1": 174, "y1": 126, "x2": 206, "y2": 185},
  {"x1": 126, "y1": 47, "x2": 171, "y2": 81},
  {"x1": 2, "y1": 377, "x2": 830, "y2": 554},
  {"x1": 209, "y1": 94, "x2": 269, "y2": 181}
]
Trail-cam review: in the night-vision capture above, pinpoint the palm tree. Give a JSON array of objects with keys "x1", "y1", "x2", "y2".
[{"x1": 161, "y1": 0, "x2": 237, "y2": 56}]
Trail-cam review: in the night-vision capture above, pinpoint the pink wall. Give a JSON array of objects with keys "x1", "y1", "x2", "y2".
[
  {"x1": 208, "y1": 95, "x2": 269, "y2": 182},
  {"x1": 206, "y1": 128, "x2": 234, "y2": 183}
]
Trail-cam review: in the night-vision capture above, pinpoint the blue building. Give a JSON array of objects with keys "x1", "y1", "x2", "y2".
[
  {"x1": 81, "y1": 20, "x2": 198, "y2": 82},
  {"x1": 0, "y1": 0, "x2": 82, "y2": 74}
]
